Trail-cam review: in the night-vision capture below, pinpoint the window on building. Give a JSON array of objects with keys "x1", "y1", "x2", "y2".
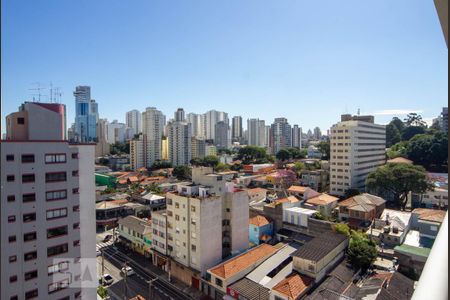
[
  {"x1": 8, "y1": 215, "x2": 16, "y2": 223},
  {"x1": 191, "y1": 244, "x2": 196, "y2": 252},
  {"x1": 73, "y1": 240, "x2": 80, "y2": 247},
  {"x1": 215, "y1": 278, "x2": 223, "y2": 287},
  {"x1": 17, "y1": 117, "x2": 25, "y2": 125},
  {"x1": 71, "y1": 153, "x2": 78, "y2": 159},
  {"x1": 7, "y1": 175, "x2": 15, "y2": 182},
  {"x1": 21, "y1": 154, "x2": 35, "y2": 163},
  {"x1": 48, "y1": 261, "x2": 69, "y2": 275},
  {"x1": 9, "y1": 235, "x2": 16, "y2": 243},
  {"x1": 6, "y1": 154, "x2": 14, "y2": 161},
  {"x1": 72, "y1": 170, "x2": 79, "y2": 177},
  {"x1": 23, "y1": 213, "x2": 36, "y2": 223},
  {"x1": 73, "y1": 205, "x2": 80, "y2": 212},
  {"x1": 47, "y1": 244, "x2": 68, "y2": 257},
  {"x1": 47, "y1": 226, "x2": 68, "y2": 239},
  {"x1": 46, "y1": 190, "x2": 67, "y2": 201},
  {"x1": 24, "y1": 251, "x2": 37, "y2": 261},
  {"x1": 48, "y1": 278, "x2": 70, "y2": 294},
  {"x1": 7, "y1": 195, "x2": 15, "y2": 202},
  {"x1": 10, "y1": 275, "x2": 17, "y2": 283},
  {"x1": 24, "y1": 232, "x2": 37, "y2": 242},
  {"x1": 46, "y1": 208, "x2": 67, "y2": 220},
  {"x1": 22, "y1": 174, "x2": 35, "y2": 183},
  {"x1": 24, "y1": 270, "x2": 38, "y2": 281},
  {"x1": 25, "y1": 289, "x2": 38, "y2": 299},
  {"x1": 9, "y1": 255, "x2": 17, "y2": 263},
  {"x1": 73, "y1": 223, "x2": 80, "y2": 230},
  {"x1": 72, "y1": 188, "x2": 79, "y2": 194},
  {"x1": 45, "y1": 154, "x2": 67, "y2": 164},
  {"x1": 23, "y1": 193, "x2": 36, "y2": 203},
  {"x1": 175, "y1": 202, "x2": 179, "y2": 209},
  {"x1": 45, "y1": 172, "x2": 67, "y2": 182},
  {"x1": 191, "y1": 206, "x2": 196, "y2": 212},
  {"x1": 175, "y1": 215, "x2": 180, "y2": 221}
]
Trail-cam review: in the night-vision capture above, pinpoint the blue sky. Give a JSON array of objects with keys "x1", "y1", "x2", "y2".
[{"x1": 1, "y1": 0, "x2": 448, "y2": 134}]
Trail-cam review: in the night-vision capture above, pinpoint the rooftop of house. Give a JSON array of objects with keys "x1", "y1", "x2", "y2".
[
  {"x1": 118, "y1": 215, "x2": 152, "y2": 235},
  {"x1": 412, "y1": 208, "x2": 446, "y2": 223},
  {"x1": 394, "y1": 243, "x2": 431, "y2": 258},
  {"x1": 247, "y1": 188, "x2": 268, "y2": 195},
  {"x1": 228, "y1": 278, "x2": 270, "y2": 300},
  {"x1": 96, "y1": 201, "x2": 123, "y2": 210},
  {"x1": 291, "y1": 232, "x2": 348, "y2": 262},
  {"x1": 141, "y1": 192, "x2": 166, "y2": 201},
  {"x1": 249, "y1": 215, "x2": 271, "y2": 227},
  {"x1": 387, "y1": 157, "x2": 413, "y2": 164},
  {"x1": 379, "y1": 209, "x2": 412, "y2": 231},
  {"x1": 427, "y1": 172, "x2": 448, "y2": 190},
  {"x1": 284, "y1": 206, "x2": 317, "y2": 215},
  {"x1": 265, "y1": 196, "x2": 299, "y2": 208},
  {"x1": 208, "y1": 244, "x2": 278, "y2": 280},
  {"x1": 339, "y1": 193, "x2": 386, "y2": 211},
  {"x1": 306, "y1": 193, "x2": 339, "y2": 206},
  {"x1": 287, "y1": 185, "x2": 308, "y2": 194},
  {"x1": 272, "y1": 272, "x2": 313, "y2": 299}
]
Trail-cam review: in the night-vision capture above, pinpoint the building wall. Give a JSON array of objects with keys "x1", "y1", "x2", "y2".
[
  {"x1": 224, "y1": 191, "x2": 249, "y2": 256},
  {"x1": 142, "y1": 107, "x2": 165, "y2": 167}
]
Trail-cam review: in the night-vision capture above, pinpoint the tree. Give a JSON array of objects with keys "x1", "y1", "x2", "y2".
[
  {"x1": 276, "y1": 149, "x2": 291, "y2": 163},
  {"x1": 404, "y1": 113, "x2": 427, "y2": 127},
  {"x1": 366, "y1": 163, "x2": 432, "y2": 210},
  {"x1": 215, "y1": 162, "x2": 230, "y2": 172},
  {"x1": 237, "y1": 146, "x2": 269, "y2": 164},
  {"x1": 317, "y1": 141, "x2": 330, "y2": 160},
  {"x1": 347, "y1": 231, "x2": 377, "y2": 271},
  {"x1": 407, "y1": 132, "x2": 448, "y2": 170},
  {"x1": 110, "y1": 142, "x2": 129, "y2": 155},
  {"x1": 101, "y1": 187, "x2": 117, "y2": 195},
  {"x1": 218, "y1": 148, "x2": 232, "y2": 155},
  {"x1": 292, "y1": 162, "x2": 305, "y2": 177},
  {"x1": 172, "y1": 166, "x2": 191, "y2": 180},
  {"x1": 190, "y1": 157, "x2": 204, "y2": 166},
  {"x1": 97, "y1": 286, "x2": 108, "y2": 298},
  {"x1": 151, "y1": 160, "x2": 173, "y2": 170},
  {"x1": 387, "y1": 141, "x2": 409, "y2": 159},
  {"x1": 401, "y1": 126, "x2": 426, "y2": 141},
  {"x1": 202, "y1": 155, "x2": 220, "y2": 168},
  {"x1": 386, "y1": 123, "x2": 401, "y2": 147},
  {"x1": 98, "y1": 158, "x2": 110, "y2": 166},
  {"x1": 390, "y1": 117, "x2": 405, "y2": 132},
  {"x1": 286, "y1": 147, "x2": 306, "y2": 160},
  {"x1": 344, "y1": 188, "x2": 361, "y2": 199},
  {"x1": 335, "y1": 223, "x2": 350, "y2": 236}
]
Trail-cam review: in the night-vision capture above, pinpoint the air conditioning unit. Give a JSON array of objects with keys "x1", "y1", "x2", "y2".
[{"x1": 383, "y1": 226, "x2": 390, "y2": 233}]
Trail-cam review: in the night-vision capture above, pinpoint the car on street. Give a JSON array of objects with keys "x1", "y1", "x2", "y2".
[
  {"x1": 96, "y1": 249, "x2": 102, "y2": 256},
  {"x1": 99, "y1": 274, "x2": 114, "y2": 286},
  {"x1": 120, "y1": 266, "x2": 135, "y2": 277},
  {"x1": 103, "y1": 234, "x2": 113, "y2": 242}
]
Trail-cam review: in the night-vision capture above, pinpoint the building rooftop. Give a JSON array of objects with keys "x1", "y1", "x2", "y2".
[
  {"x1": 96, "y1": 201, "x2": 122, "y2": 210},
  {"x1": 249, "y1": 215, "x2": 271, "y2": 227},
  {"x1": 118, "y1": 215, "x2": 152, "y2": 235},
  {"x1": 387, "y1": 157, "x2": 413, "y2": 164},
  {"x1": 284, "y1": 207, "x2": 317, "y2": 215},
  {"x1": 306, "y1": 193, "x2": 339, "y2": 206},
  {"x1": 247, "y1": 188, "x2": 268, "y2": 195},
  {"x1": 272, "y1": 272, "x2": 313, "y2": 299},
  {"x1": 394, "y1": 244, "x2": 431, "y2": 258},
  {"x1": 228, "y1": 278, "x2": 270, "y2": 300},
  {"x1": 412, "y1": 208, "x2": 446, "y2": 223},
  {"x1": 208, "y1": 244, "x2": 278, "y2": 279},
  {"x1": 339, "y1": 193, "x2": 386, "y2": 211},
  {"x1": 266, "y1": 196, "x2": 299, "y2": 208},
  {"x1": 291, "y1": 232, "x2": 348, "y2": 262},
  {"x1": 287, "y1": 185, "x2": 308, "y2": 194}
]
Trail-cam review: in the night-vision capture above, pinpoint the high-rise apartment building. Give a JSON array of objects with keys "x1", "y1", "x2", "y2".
[
  {"x1": 142, "y1": 107, "x2": 165, "y2": 168},
  {"x1": 73, "y1": 86, "x2": 97, "y2": 142},
  {"x1": 187, "y1": 113, "x2": 205, "y2": 138},
  {"x1": 270, "y1": 118, "x2": 292, "y2": 154},
  {"x1": 1, "y1": 102, "x2": 96, "y2": 300},
  {"x1": 231, "y1": 116, "x2": 243, "y2": 142},
  {"x1": 167, "y1": 109, "x2": 192, "y2": 166},
  {"x1": 95, "y1": 118, "x2": 110, "y2": 157},
  {"x1": 439, "y1": 107, "x2": 448, "y2": 132},
  {"x1": 313, "y1": 126, "x2": 322, "y2": 140},
  {"x1": 204, "y1": 110, "x2": 228, "y2": 141},
  {"x1": 191, "y1": 137, "x2": 207, "y2": 159},
  {"x1": 106, "y1": 120, "x2": 126, "y2": 144},
  {"x1": 130, "y1": 136, "x2": 145, "y2": 170},
  {"x1": 329, "y1": 114, "x2": 386, "y2": 196},
  {"x1": 126, "y1": 109, "x2": 142, "y2": 134},
  {"x1": 292, "y1": 125, "x2": 302, "y2": 148},
  {"x1": 247, "y1": 118, "x2": 266, "y2": 147},
  {"x1": 214, "y1": 121, "x2": 230, "y2": 150}
]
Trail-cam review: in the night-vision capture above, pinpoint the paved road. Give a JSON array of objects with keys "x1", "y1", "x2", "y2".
[{"x1": 99, "y1": 244, "x2": 195, "y2": 300}]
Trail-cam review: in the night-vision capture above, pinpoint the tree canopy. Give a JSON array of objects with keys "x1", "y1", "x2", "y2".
[
  {"x1": 366, "y1": 163, "x2": 432, "y2": 209},
  {"x1": 347, "y1": 231, "x2": 377, "y2": 271},
  {"x1": 317, "y1": 141, "x2": 330, "y2": 160},
  {"x1": 151, "y1": 160, "x2": 173, "y2": 170},
  {"x1": 386, "y1": 123, "x2": 401, "y2": 147},
  {"x1": 110, "y1": 142, "x2": 129, "y2": 155},
  {"x1": 237, "y1": 146, "x2": 270, "y2": 164},
  {"x1": 406, "y1": 132, "x2": 448, "y2": 170},
  {"x1": 404, "y1": 113, "x2": 427, "y2": 127},
  {"x1": 172, "y1": 165, "x2": 192, "y2": 180},
  {"x1": 276, "y1": 149, "x2": 291, "y2": 162},
  {"x1": 401, "y1": 126, "x2": 426, "y2": 141}
]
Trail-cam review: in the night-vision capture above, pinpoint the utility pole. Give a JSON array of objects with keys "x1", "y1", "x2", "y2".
[
  {"x1": 101, "y1": 249, "x2": 105, "y2": 286},
  {"x1": 148, "y1": 278, "x2": 157, "y2": 299},
  {"x1": 123, "y1": 261, "x2": 128, "y2": 300}
]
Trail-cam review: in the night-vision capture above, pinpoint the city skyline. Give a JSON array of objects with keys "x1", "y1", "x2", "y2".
[{"x1": 1, "y1": 0, "x2": 448, "y2": 134}]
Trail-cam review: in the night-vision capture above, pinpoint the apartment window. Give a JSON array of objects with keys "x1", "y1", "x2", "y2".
[
  {"x1": 73, "y1": 205, "x2": 80, "y2": 212},
  {"x1": 47, "y1": 226, "x2": 68, "y2": 239},
  {"x1": 48, "y1": 244, "x2": 68, "y2": 257},
  {"x1": 73, "y1": 223, "x2": 80, "y2": 230},
  {"x1": 175, "y1": 202, "x2": 179, "y2": 208},
  {"x1": 191, "y1": 218, "x2": 196, "y2": 225},
  {"x1": 45, "y1": 154, "x2": 66, "y2": 164},
  {"x1": 22, "y1": 174, "x2": 35, "y2": 183},
  {"x1": 17, "y1": 117, "x2": 25, "y2": 125},
  {"x1": 23, "y1": 193, "x2": 36, "y2": 203},
  {"x1": 10, "y1": 275, "x2": 18, "y2": 283},
  {"x1": 46, "y1": 208, "x2": 68, "y2": 220},
  {"x1": 48, "y1": 261, "x2": 69, "y2": 275},
  {"x1": 191, "y1": 244, "x2": 196, "y2": 252},
  {"x1": 25, "y1": 270, "x2": 38, "y2": 281},
  {"x1": 23, "y1": 213, "x2": 36, "y2": 223},
  {"x1": 24, "y1": 251, "x2": 37, "y2": 261},
  {"x1": 7, "y1": 195, "x2": 15, "y2": 202},
  {"x1": 24, "y1": 232, "x2": 37, "y2": 242},
  {"x1": 21, "y1": 154, "x2": 35, "y2": 163},
  {"x1": 46, "y1": 172, "x2": 67, "y2": 182},
  {"x1": 48, "y1": 278, "x2": 70, "y2": 294},
  {"x1": 175, "y1": 215, "x2": 180, "y2": 221},
  {"x1": 46, "y1": 190, "x2": 67, "y2": 201},
  {"x1": 25, "y1": 289, "x2": 38, "y2": 299},
  {"x1": 9, "y1": 235, "x2": 16, "y2": 243},
  {"x1": 191, "y1": 206, "x2": 196, "y2": 212},
  {"x1": 73, "y1": 240, "x2": 80, "y2": 247},
  {"x1": 72, "y1": 170, "x2": 79, "y2": 177},
  {"x1": 72, "y1": 188, "x2": 79, "y2": 194},
  {"x1": 6, "y1": 154, "x2": 14, "y2": 161},
  {"x1": 226, "y1": 208, "x2": 230, "y2": 212},
  {"x1": 11, "y1": 297, "x2": 18, "y2": 300},
  {"x1": 215, "y1": 278, "x2": 223, "y2": 287},
  {"x1": 9, "y1": 255, "x2": 17, "y2": 263},
  {"x1": 167, "y1": 198, "x2": 172, "y2": 205},
  {"x1": 7, "y1": 175, "x2": 15, "y2": 182}
]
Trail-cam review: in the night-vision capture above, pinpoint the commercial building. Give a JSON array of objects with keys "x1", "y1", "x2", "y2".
[
  {"x1": 130, "y1": 136, "x2": 146, "y2": 170},
  {"x1": 329, "y1": 114, "x2": 386, "y2": 196},
  {"x1": 187, "y1": 113, "x2": 205, "y2": 138},
  {"x1": 167, "y1": 108, "x2": 192, "y2": 166},
  {"x1": 117, "y1": 215, "x2": 152, "y2": 257},
  {"x1": 73, "y1": 85, "x2": 97, "y2": 142},
  {"x1": 126, "y1": 109, "x2": 142, "y2": 134},
  {"x1": 151, "y1": 210, "x2": 169, "y2": 271},
  {"x1": 270, "y1": 118, "x2": 292, "y2": 154},
  {"x1": 1, "y1": 101, "x2": 97, "y2": 300},
  {"x1": 142, "y1": 107, "x2": 165, "y2": 168}
]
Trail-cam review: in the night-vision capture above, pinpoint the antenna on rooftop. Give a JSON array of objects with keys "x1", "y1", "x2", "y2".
[
  {"x1": 29, "y1": 82, "x2": 46, "y2": 102},
  {"x1": 54, "y1": 87, "x2": 62, "y2": 103}
]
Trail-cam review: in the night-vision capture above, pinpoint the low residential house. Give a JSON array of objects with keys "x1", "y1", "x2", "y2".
[
  {"x1": 270, "y1": 273, "x2": 313, "y2": 300},
  {"x1": 135, "y1": 191, "x2": 166, "y2": 211},
  {"x1": 291, "y1": 232, "x2": 348, "y2": 283},
  {"x1": 247, "y1": 188, "x2": 268, "y2": 203},
  {"x1": 264, "y1": 196, "x2": 301, "y2": 231},
  {"x1": 300, "y1": 169, "x2": 329, "y2": 193},
  {"x1": 95, "y1": 200, "x2": 135, "y2": 230},
  {"x1": 283, "y1": 207, "x2": 316, "y2": 229},
  {"x1": 368, "y1": 209, "x2": 412, "y2": 247},
  {"x1": 287, "y1": 185, "x2": 308, "y2": 199},
  {"x1": 226, "y1": 278, "x2": 270, "y2": 300},
  {"x1": 249, "y1": 215, "x2": 274, "y2": 246},
  {"x1": 338, "y1": 193, "x2": 386, "y2": 229},
  {"x1": 410, "y1": 208, "x2": 446, "y2": 239},
  {"x1": 117, "y1": 215, "x2": 153, "y2": 257},
  {"x1": 151, "y1": 210, "x2": 169, "y2": 271},
  {"x1": 304, "y1": 194, "x2": 339, "y2": 217},
  {"x1": 243, "y1": 164, "x2": 276, "y2": 175},
  {"x1": 206, "y1": 244, "x2": 278, "y2": 299},
  {"x1": 411, "y1": 172, "x2": 448, "y2": 209}
]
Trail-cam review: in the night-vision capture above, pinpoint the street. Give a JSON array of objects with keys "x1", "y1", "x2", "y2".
[{"x1": 96, "y1": 231, "x2": 196, "y2": 300}]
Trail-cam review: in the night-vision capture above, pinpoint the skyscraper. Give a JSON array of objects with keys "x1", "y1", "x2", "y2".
[
  {"x1": 2, "y1": 101, "x2": 97, "y2": 300},
  {"x1": 204, "y1": 110, "x2": 228, "y2": 141},
  {"x1": 73, "y1": 86, "x2": 97, "y2": 142},
  {"x1": 247, "y1": 118, "x2": 266, "y2": 147},
  {"x1": 270, "y1": 118, "x2": 292, "y2": 154},
  {"x1": 313, "y1": 127, "x2": 322, "y2": 140},
  {"x1": 232, "y1": 116, "x2": 243, "y2": 142},
  {"x1": 439, "y1": 107, "x2": 448, "y2": 132},
  {"x1": 186, "y1": 113, "x2": 205, "y2": 138},
  {"x1": 95, "y1": 118, "x2": 110, "y2": 156},
  {"x1": 215, "y1": 121, "x2": 231, "y2": 150},
  {"x1": 126, "y1": 109, "x2": 142, "y2": 134},
  {"x1": 167, "y1": 108, "x2": 192, "y2": 166},
  {"x1": 142, "y1": 107, "x2": 165, "y2": 168},
  {"x1": 106, "y1": 120, "x2": 127, "y2": 144},
  {"x1": 292, "y1": 125, "x2": 302, "y2": 148},
  {"x1": 329, "y1": 114, "x2": 386, "y2": 196}
]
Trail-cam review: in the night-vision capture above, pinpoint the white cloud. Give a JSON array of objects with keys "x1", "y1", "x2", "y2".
[{"x1": 365, "y1": 109, "x2": 424, "y2": 116}]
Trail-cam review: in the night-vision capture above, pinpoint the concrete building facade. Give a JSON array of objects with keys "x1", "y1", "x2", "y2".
[
  {"x1": 126, "y1": 109, "x2": 142, "y2": 135},
  {"x1": 167, "y1": 109, "x2": 192, "y2": 166},
  {"x1": 142, "y1": 107, "x2": 165, "y2": 168}
]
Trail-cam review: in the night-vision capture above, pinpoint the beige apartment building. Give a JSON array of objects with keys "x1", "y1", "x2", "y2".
[{"x1": 329, "y1": 114, "x2": 386, "y2": 197}]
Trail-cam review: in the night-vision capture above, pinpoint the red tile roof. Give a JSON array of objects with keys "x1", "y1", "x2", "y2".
[
  {"x1": 287, "y1": 185, "x2": 308, "y2": 194},
  {"x1": 272, "y1": 273, "x2": 313, "y2": 299},
  {"x1": 249, "y1": 215, "x2": 270, "y2": 227},
  {"x1": 306, "y1": 194, "x2": 339, "y2": 206},
  {"x1": 413, "y1": 208, "x2": 446, "y2": 223}
]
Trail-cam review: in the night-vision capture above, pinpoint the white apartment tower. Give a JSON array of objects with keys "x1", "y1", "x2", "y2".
[
  {"x1": 130, "y1": 136, "x2": 146, "y2": 170},
  {"x1": 231, "y1": 116, "x2": 243, "y2": 142},
  {"x1": 142, "y1": 107, "x2": 165, "y2": 168},
  {"x1": 126, "y1": 109, "x2": 142, "y2": 134},
  {"x1": 204, "y1": 110, "x2": 228, "y2": 141},
  {"x1": 247, "y1": 118, "x2": 266, "y2": 147},
  {"x1": 167, "y1": 109, "x2": 192, "y2": 166},
  {"x1": 187, "y1": 113, "x2": 205, "y2": 138},
  {"x1": 292, "y1": 125, "x2": 302, "y2": 148},
  {"x1": 1, "y1": 102, "x2": 97, "y2": 300},
  {"x1": 329, "y1": 114, "x2": 386, "y2": 196}
]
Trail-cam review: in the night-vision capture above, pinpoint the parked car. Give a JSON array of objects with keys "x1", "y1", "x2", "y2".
[
  {"x1": 99, "y1": 274, "x2": 114, "y2": 286},
  {"x1": 103, "y1": 235, "x2": 113, "y2": 242},
  {"x1": 96, "y1": 249, "x2": 102, "y2": 256},
  {"x1": 120, "y1": 266, "x2": 135, "y2": 277}
]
